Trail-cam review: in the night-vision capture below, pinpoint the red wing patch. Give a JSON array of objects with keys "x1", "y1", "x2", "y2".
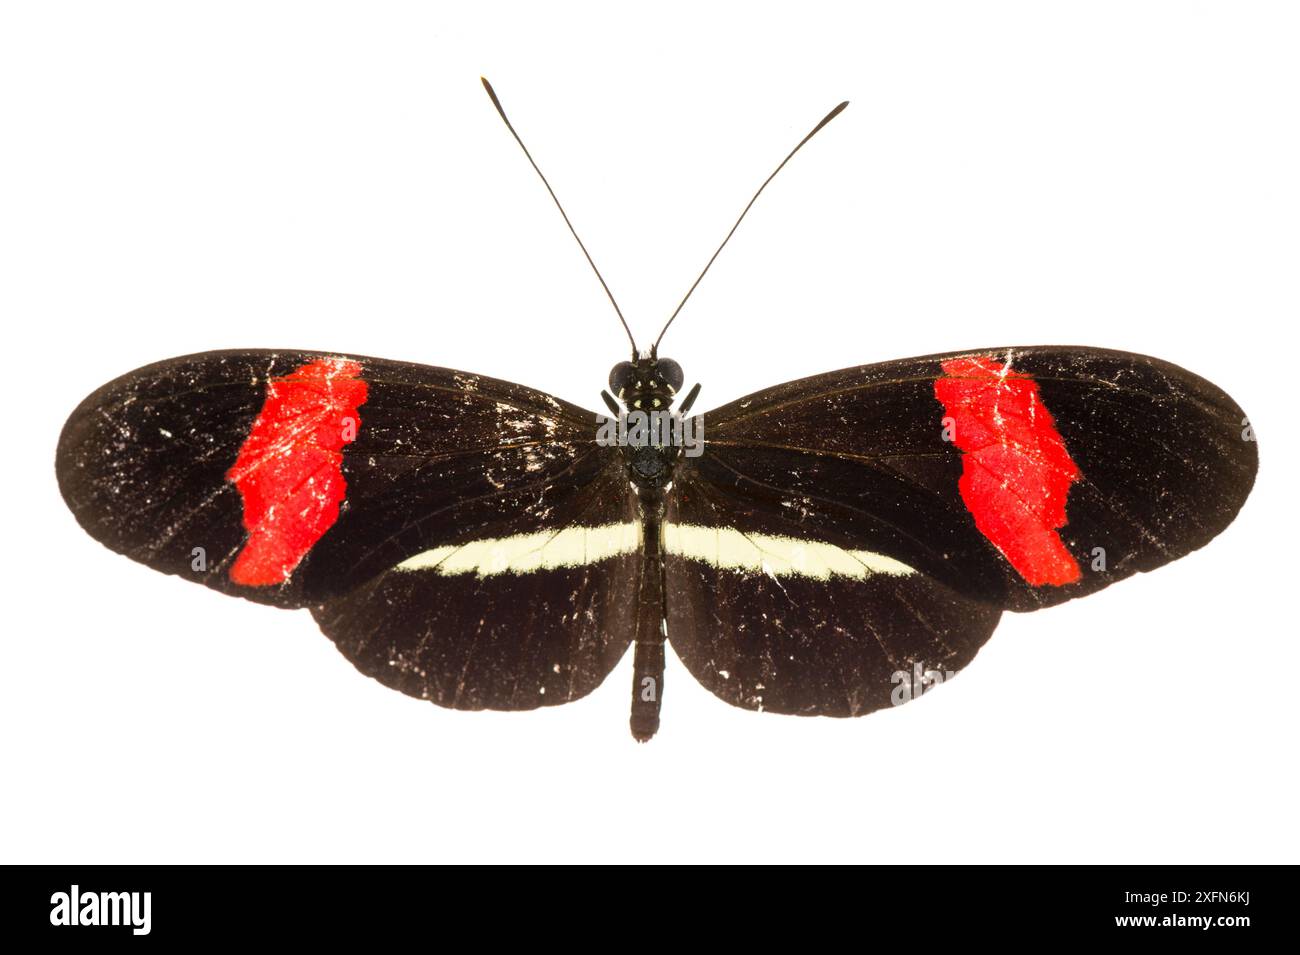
[
  {"x1": 934, "y1": 355, "x2": 1082, "y2": 587},
  {"x1": 227, "y1": 358, "x2": 368, "y2": 586}
]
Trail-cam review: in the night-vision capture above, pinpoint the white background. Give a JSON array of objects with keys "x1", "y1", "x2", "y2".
[{"x1": 2, "y1": 2, "x2": 1296, "y2": 864}]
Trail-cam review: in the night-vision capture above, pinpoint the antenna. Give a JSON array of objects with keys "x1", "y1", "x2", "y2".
[
  {"x1": 653, "y1": 100, "x2": 849, "y2": 353},
  {"x1": 481, "y1": 77, "x2": 638, "y2": 356}
]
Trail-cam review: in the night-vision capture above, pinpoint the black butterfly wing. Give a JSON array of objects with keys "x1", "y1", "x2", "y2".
[
  {"x1": 663, "y1": 478, "x2": 1002, "y2": 717},
  {"x1": 310, "y1": 495, "x2": 643, "y2": 711},
  {"x1": 57, "y1": 350, "x2": 641, "y2": 708},
  {"x1": 665, "y1": 345, "x2": 1255, "y2": 717}
]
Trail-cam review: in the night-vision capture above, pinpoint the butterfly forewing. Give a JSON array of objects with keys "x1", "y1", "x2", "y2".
[
  {"x1": 688, "y1": 346, "x2": 1256, "y2": 615},
  {"x1": 55, "y1": 350, "x2": 621, "y2": 609}
]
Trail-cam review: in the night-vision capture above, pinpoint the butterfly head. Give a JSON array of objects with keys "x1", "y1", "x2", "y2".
[{"x1": 607, "y1": 356, "x2": 684, "y2": 411}]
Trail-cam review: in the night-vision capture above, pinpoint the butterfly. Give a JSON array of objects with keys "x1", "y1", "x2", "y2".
[{"x1": 56, "y1": 79, "x2": 1257, "y2": 741}]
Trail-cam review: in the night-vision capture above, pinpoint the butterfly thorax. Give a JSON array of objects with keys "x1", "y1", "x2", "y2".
[{"x1": 606, "y1": 355, "x2": 689, "y2": 496}]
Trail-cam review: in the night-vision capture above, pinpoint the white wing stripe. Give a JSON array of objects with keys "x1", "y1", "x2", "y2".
[
  {"x1": 394, "y1": 523, "x2": 641, "y2": 576},
  {"x1": 663, "y1": 524, "x2": 914, "y2": 580},
  {"x1": 392, "y1": 521, "x2": 913, "y2": 581}
]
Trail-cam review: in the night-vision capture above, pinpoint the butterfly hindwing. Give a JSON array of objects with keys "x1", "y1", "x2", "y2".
[
  {"x1": 310, "y1": 484, "x2": 643, "y2": 710},
  {"x1": 664, "y1": 469, "x2": 1001, "y2": 717}
]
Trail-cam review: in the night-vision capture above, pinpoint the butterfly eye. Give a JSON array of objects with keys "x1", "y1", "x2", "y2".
[
  {"x1": 608, "y1": 361, "x2": 636, "y2": 397},
  {"x1": 655, "y1": 358, "x2": 684, "y2": 393}
]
